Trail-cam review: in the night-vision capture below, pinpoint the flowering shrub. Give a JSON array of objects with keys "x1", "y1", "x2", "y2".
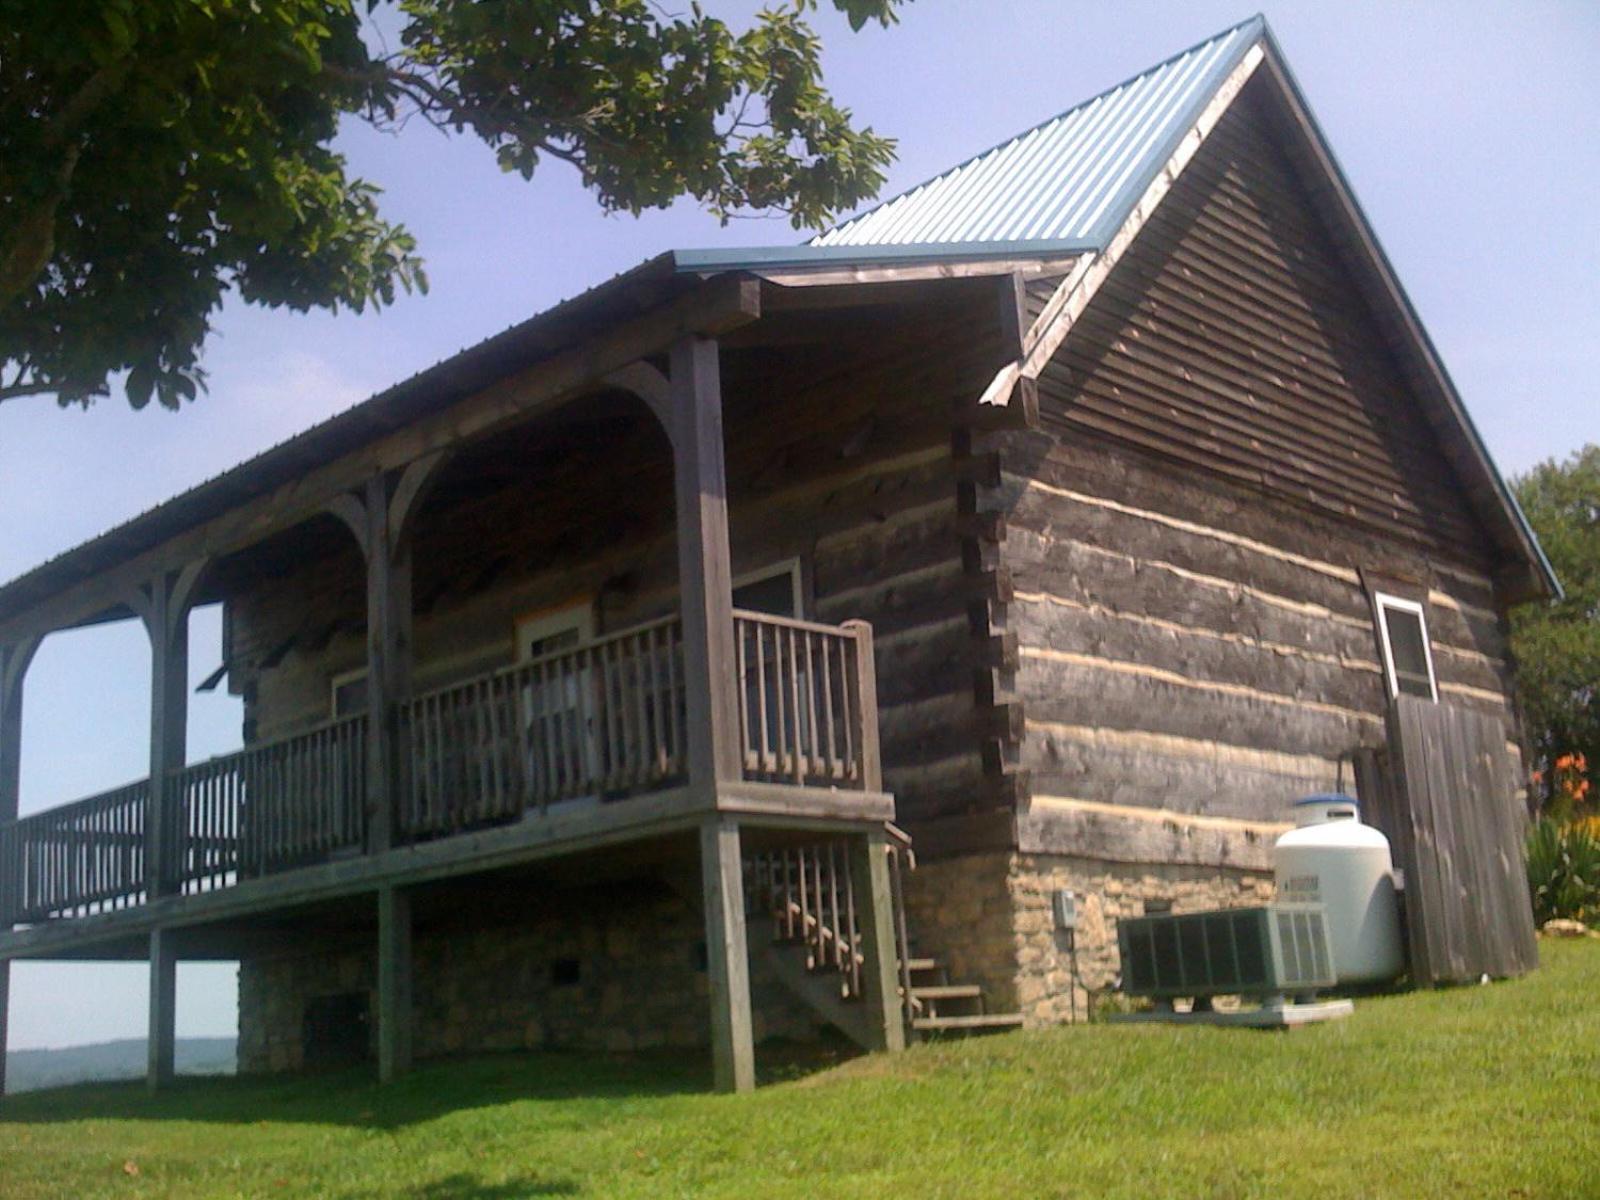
[{"x1": 1527, "y1": 752, "x2": 1599, "y2": 927}]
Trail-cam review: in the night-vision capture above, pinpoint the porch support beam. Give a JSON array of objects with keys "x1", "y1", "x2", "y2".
[
  {"x1": 671, "y1": 336, "x2": 742, "y2": 791},
  {"x1": 147, "y1": 926, "x2": 177, "y2": 1090},
  {"x1": 137, "y1": 564, "x2": 208, "y2": 898},
  {"x1": 377, "y1": 885, "x2": 413, "y2": 1082},
  {"x1": 330, "y1": 453, "x2": 447, "y2": 855},
  {"x1": 363, "y1": 476, "x2": 411, "y2": 853},
  {"x1": 700, "y1": 816, "x2": 754, "y2": 1093},
  {"x1": 850, "y1": 827, "x2": 907, "y2": 1053}
]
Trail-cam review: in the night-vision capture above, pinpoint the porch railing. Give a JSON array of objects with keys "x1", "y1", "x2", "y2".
[
  {"x1": 747, "y1": 824, "x2": 916, "y2": 1029},
  {"x1": 0, "y1": 611, "x2": 882, "y2": 924},
  {"x1": 170, "y1": 713, "x2": 367, "y2": 888},
  {"x1": 0, "y1": 779, "x2": 149, "y2": 924},
  {"x1": 733, "y1": 610, "x2": 876, "y2": 788},
  {"x1": 400, "y1": 615, "x2": 687, "y2": 839}
]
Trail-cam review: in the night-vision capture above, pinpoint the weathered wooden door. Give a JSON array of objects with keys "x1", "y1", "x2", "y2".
[{"x1": 1354, "y1": 697, "x2": 1538, "y2": 985}]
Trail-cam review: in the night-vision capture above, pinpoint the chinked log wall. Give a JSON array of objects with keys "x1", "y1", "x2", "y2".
[
  {"x1": 976, "y1": 82, "x2": 1521, "y2": 866},
  {"x1": 226, "y1": 293, "x2": 1008, "y2": 829}
]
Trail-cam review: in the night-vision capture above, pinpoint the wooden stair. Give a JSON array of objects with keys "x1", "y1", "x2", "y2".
[{"x1": 747, "y1": 832, "x2": 1022, "y2": 1047}]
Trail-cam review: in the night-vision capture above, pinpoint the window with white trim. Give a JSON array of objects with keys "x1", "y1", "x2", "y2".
[{"x1": 1373, "y1": 593, "x2": 1438, "y2": 701}]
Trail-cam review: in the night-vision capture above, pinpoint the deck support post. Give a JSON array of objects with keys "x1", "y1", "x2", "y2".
[
  {"x1": 670, "y1": 336, "x2": 742, "y2": 793},
  {"x1": 138, "y1": 566, "x2": 205, "y2": 899},
  {"x1": 700, "y1": 816, "x2": 755, "y2": 1093},
  {"x1": 0, "y1": 637, "x2": 37, "y2": 1097},
  {"x1": 377, "y1": 885, "x2": 413, "y2": 1082},
  {"x1": 851, "y1": 827, "x2": 907, "y2": 1053},
  {"x1": 147, "y1": 926, "x2": 178, "y2": 1090}
]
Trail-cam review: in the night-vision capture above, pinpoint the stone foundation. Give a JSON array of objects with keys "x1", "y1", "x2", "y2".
[
  {"x1": 1010, "y1": 853, "x2": 1274, "y2": 1025},
  {"x1": 900, "y1": 850, "x2": 1273, "y2": 1027},
  {"x1": 238, "y1": 879, "x2": 817, "y2": 1074}
]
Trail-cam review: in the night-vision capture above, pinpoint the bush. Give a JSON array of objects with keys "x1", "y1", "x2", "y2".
[{"x1": 1527, "y1": 816, "x2": 1600, "y2": 926}]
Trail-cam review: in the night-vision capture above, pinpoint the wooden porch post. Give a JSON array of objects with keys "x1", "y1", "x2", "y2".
[
  {"x1": 700, "y1": 817, "x2": 755, "y2": 1093},
  {"x1": 670, "y1": 336, "x2": 742, "y2": 792},
  {"x1": 140, "y1": 567, "x2": 205, "y2": 899},
  {"x1": 331, "y1": 458, "x2": 441, "y2": 855},
  {"x1": 147, "y1": 926, "x2": 178, "y2": 1090},
  {"x1": 850, "y1": 827, "x2": 907, "y2": 1053},
  {"x1": 377, "y1": 885, "x2": 413, "y2": 1082},
  {"x1": 671, "y1": 337, "x2": 754, "y2": 1092},
  {"x1": 0, "y1": 637, "x2": 38, "y2": 1098},
  {"x1": 361, "y1": 476, "x2": 413, "y2": 853}
]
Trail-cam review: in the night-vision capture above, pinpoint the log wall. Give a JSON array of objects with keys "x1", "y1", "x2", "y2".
[{"x1": 991, "y1": 81, "x2": 1523, "y2": 862}]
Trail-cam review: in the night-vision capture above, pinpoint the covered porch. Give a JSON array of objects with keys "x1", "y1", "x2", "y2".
[{"x1": 0, "y1": 269, "x2": 964, "y2": 1094}]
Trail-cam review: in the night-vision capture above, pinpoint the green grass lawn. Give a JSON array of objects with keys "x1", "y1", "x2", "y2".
[{"x1": 3, "y1": 939, "x2": 1597, "y2": 1199}]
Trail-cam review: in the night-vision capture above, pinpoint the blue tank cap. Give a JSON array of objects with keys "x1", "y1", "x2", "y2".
[{"x1": 1293, "y1": 793, "x2": 1359, "y2": 809}]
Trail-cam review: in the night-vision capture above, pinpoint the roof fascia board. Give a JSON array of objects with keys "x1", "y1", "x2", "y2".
[
  {"x1": 672, "y1": 241, "x2": 1096, "y2": 274},
  {"x1": 737, "y1": 255, "x2": 1087, "y2": 290},
  {"x1": 1253, "y1": 29, "x2": 1560, "y2": 601}
]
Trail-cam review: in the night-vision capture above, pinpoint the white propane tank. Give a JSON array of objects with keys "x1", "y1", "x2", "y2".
[{"x1": 1274, "y1": 794, "x2": 1404, "y2": 985}]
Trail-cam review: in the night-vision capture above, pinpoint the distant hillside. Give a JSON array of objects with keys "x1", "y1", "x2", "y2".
[{"x1": 5, "y1": 1037, "x2": 236, "y2": 1093}]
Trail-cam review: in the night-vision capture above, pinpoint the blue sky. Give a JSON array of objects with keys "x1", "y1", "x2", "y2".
[{"x1": 2, "y1": 1, "x2": 1596, "y2": 1052}]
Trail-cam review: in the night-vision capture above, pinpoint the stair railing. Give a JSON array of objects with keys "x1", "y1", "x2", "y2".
[{"x1": 747, "y1": 823, "x2": 918, "y2": 1031}]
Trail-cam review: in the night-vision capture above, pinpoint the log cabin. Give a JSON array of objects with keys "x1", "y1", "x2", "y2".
[{"x1": 0, "y1": 16, "x2": 1557, "y2": 1093}]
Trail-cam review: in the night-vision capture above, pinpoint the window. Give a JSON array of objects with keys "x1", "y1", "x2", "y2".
[
  {"x1": 515, "y1": 602, "x2": 594, "y2": 662},
  {"x1": 732, "y1": 558, "x2": 802, "y2": 618},
  {"x1": 330, "y1": 668, "x2": 368, "y2": 718},
  {"x1": 1373, "y1": 593, "x2": 1438, "y2": 701}
]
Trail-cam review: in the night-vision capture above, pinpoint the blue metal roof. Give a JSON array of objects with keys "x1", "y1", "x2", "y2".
[{"x1": 811, "y1": 15, "x2": 1264, "y2": 252}]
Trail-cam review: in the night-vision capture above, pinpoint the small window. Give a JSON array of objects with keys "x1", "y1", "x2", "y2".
[
  {"x1": 1374, "y1": 593, "x2": 1437, "y2": 701},
  {"x1": 515, "y1": 602, "x2": 595, "y2": 662},
  {"x1": 732, "y1": 559, "x2": 802, "y2": 618},
  {"x1": 330, "y1": 668, "x2": 368, "y2": 718}
]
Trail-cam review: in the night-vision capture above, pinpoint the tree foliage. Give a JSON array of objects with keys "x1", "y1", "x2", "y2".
[
  {"x1": 0, "y1": 0, "x2": 902, "y2": 410},
  {"x1": 1511, "y1": 444, "x2": 1600, "y2": 810}
]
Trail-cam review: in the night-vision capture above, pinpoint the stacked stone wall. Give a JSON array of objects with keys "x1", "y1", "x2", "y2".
[
  {"x1": 239, "y1": 881, "x2": 816, "y2": 1074},
  {"x1": 899, "y1": 850, "x2": 1274, "y2": 1027}
]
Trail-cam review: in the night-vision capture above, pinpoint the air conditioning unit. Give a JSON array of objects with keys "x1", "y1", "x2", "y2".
[{"x1": 1118, "y1": 904, "x2": 1335, "y2": 1001}]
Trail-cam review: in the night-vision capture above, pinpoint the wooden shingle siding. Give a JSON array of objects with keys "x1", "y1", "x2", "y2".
[{"x1": 1033, "y1": 81, "x2": 1490, "y2": 566}]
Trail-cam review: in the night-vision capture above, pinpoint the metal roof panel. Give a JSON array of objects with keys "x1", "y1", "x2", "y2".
[{"x1": 813, "y1": 16, "x2": 1263, "y2": 250}]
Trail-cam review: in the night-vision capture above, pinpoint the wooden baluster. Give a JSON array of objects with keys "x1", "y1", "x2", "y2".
[
  {"x1": 810, "y1": 846, "x2": 826, "y2": 968},
  {"x1": 666, "y1": 623, "x2": 682, "y2": 774},
  {"x1": 754, "y1": 623, "x2": 771, "y2": 776},
  {"x1": 631, "y1": 634, "x2": 650, "y2": 790},
  {"x1": 786, "y1": 628, "x2": 805, "y2": 784},
  {"x1": 803, "y1": 632, "x2": 820, "y2": 780},
  {"x1": 841, "y1": 845, "x2": 859, "y2": 998},
  {"x1": 828, "y1": 842, "x2": 844, "y2": 973}
]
